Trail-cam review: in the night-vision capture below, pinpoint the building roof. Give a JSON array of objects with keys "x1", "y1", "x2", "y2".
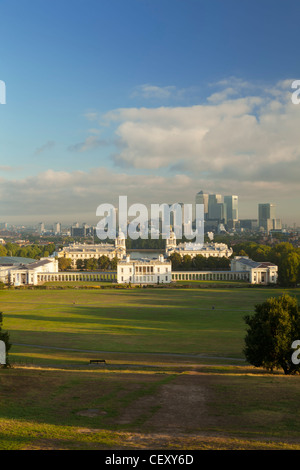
[
  {"x1": 0, "y1": 256, "x2": 37, "y2": 266},
  {"x1": 176, "y1": 242, "x2": 232, "y2": 252},
  {"x1": 9, "y1": 258, "x2": 55, "y2": 272},
  {"x1": 235, "y1": 257, "x2": 276, "y2": 269},
  {"x1": 118, "y1": 257, "x2": 170, "y2": 265},
  {"x1": 60, "y1": 243, "x2": 118, "y2": 253}
]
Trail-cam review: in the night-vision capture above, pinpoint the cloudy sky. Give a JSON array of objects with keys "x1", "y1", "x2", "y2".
[{"x1": 0, "y1": 0, "x2": 300, "y2": 226}]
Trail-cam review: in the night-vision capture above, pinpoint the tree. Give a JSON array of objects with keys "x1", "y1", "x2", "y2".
[
  {"x1": 181, "y1": 254, "x2": 192, "y2": 270},
  {"x1": 84, "y1": 258, "x2": 98, "y2": 271},
  {"x1": 0, "y1": 312, "x2": 11, "y2": 366},
  {"x1": 76, "y1": 259, "x2": 84, "y2": 270},
  {"x1": 193, "y1": 254, "x2": 206, "y2": 270},
  {"x1": 110, "y1": 257, "x2": 118, "y2": 270},
  {"x1": 98, "y1": 255, "x2": 110, "y2": 270},
  {"x1": 244, "y1": 294, "x2": 300, "y2": 375},
  {"x1": 58, "y1": 257, "x2": 72, "y2": 271},
  {"x1": 168, "y1": 252, "x2": 182, "y2": 270}
]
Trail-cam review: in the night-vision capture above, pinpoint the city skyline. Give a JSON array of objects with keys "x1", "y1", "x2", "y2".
[{"x1": 0, "y1": 1, "x2": 300, "y2": 225}]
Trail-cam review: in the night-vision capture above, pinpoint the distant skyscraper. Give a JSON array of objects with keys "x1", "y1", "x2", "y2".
[
  {"x1": 224, "y1": 195, "x2": 238, "y2": 224},
  {"x1": 258, "y1": 203, "x2": 281, "y2": 233},
  {"x1": 208, "y1": 194, "x2": 223, "y2": 221},
  {"x1": 195, "y1": 191, "x2": 209, "y2": 219},
  {"x1": 38, "y1": 222, "x2": 45, "y2": 234},
  {"x1": 53, "y1": 222, "x2": 61, "y2": 234},
  {"x1": 209, "y1": 202, "x2": 227, "y2": 224}
]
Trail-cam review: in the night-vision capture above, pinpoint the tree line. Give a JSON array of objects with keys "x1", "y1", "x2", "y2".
[
  {"x1": 232, "y1": 241, "x2": 300, "y2": 287},
  {"x1": 168, "y1": 252, "x2": 231, "y2": 271},
  {"x1": 0, "y1": 242, "x2": 56, "y2": 259},
  {"x1": 167, "y1": 241, "x2": 300, "y2": 287},
  {"x1": 58, "y1": 255, "x2": 118, "y2": 271}
]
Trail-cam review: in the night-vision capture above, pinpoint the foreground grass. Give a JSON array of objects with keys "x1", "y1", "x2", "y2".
[{"x1": 1, "y1": 365, "x2": 300, "y2": 450}]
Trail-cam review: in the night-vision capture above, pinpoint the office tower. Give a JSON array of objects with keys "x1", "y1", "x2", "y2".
[
  {"x1": 38, "y1": 222, "x2": 45, "y2": 234},
  {"x1": 258, "y1": 203, "x2": 276, "y2": 224},
  {"x1": 195, "y1": 191, "x2": 209, "y2": 219},
  {"x1": 209, "y1": 202, "x2": 227, "y2": 224},
  {"x1": 224, "y1": 195, "x2": 238, "y2": 227},
  {"x1": 53, "y1": 222, "x2": 61, "y2": 234},
  {"x1": 208, "y1": 194, "x2": 223, "y2": 221},
  {"x1": 258, "y1": 203, "x2": 281, "y2": 233}
]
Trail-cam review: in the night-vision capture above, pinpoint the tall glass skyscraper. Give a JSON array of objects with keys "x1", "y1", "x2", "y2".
[{"x1": 224, "y1": 195, "x2": 239, "y2": 223}]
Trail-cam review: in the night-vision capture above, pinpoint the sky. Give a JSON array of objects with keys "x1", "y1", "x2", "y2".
[{"x1": 0, "y1": 0, "x2": 300, "y2": 227}]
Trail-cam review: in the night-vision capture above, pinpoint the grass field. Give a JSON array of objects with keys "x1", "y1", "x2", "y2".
[{"x1": 1, "y1": 285, "x2": 300, "y2": 450}]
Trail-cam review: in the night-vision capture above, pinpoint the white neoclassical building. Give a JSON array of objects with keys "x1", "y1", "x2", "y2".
[
  {"x1": 165, "y1": 231, "x2": 233, "y2": 258},
  {"x1": 171, "y1": 256, "x2": 278, "y2": 285},
  {"x1": 117, "y1": 255, "x2": 172, "y2": 285},
  {"x1": 0, "y1": 257, "x2": 59, "y2": 286},
  {"x1": 57, "y1": 234, "x2": 126, "y2": 268},
  {"x1": 230, "y1": 256, "x2": 278, "y2": 284}
]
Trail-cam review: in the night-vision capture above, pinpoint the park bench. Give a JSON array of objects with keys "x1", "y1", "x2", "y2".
[{"x1": 89, "y1": 359, "x2": 106, "y2": 364}]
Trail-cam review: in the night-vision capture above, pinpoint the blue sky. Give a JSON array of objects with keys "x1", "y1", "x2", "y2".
[{"x1": 0, "y1": 0, "x2": 300, "y2": 225}]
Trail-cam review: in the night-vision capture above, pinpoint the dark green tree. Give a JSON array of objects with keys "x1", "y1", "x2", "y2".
[
  {"x1": 110, "y1": 257, "x2": 118, "y2": 270},
  {"x1": 181, "y1": 254, "x2": 192, "y2": 270},
  {"x1": 58, "y1": 257, "x2": 72, "y2": 271},
  {"x1": 98, "y1": 255, "x2": 110, "y2": 270},
  {"x1": 168, "y1": 252, "x2": 182, "y2": 270},
  {"x1": 76, "y1": 259, "x2": 84, "y2": 270},
  {"x1": 244, "y1": 294, "x2": 300, "y2": 375},
  {"x1": 84, "y1": 258, "x2": 98, "y2": 271}
]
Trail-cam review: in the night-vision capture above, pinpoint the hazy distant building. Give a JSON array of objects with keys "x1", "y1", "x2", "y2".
[
  {"x1": 71, "y1": 223, "x2": 94, "y2": 237},
  {"x1": 224, "y1": 195, "x2": 238, "y2": 227},
  {"x1": 53, "y1": 222, "x2": 61, "y2": 234},
  {"x1": 206, "y1": 194, "x2": 224, "y2": 224},
  {"x1": 240, "y1": 219, "x2": 258, "y2": 231},
  {"x1": 38, "y1": 222, "x2": 45, "y2": 234},
  {"x1": 258, "y1": 203, "x2": 281, "y2": 233},
  {"x1": 195, "y1": 191, "x2": 209, "y2": 219}
]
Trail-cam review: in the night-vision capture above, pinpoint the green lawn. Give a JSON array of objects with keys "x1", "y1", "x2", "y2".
[
  {"x1": 2, "y1": 287, "x2": 299, "y2": 363},
  {"x1": 1, "y1": 286, "x2": 300, "y2": 450}
]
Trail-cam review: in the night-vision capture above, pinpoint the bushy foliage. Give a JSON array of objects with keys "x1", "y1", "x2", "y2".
[
  {"x1": 244, "y1": 294, "x2": 300, "y2": 375},
  {"x1": 233, "y1": 242, "x2": 300, "y2": 286},
  {"x1": 168, "y1": 252, "x2": 231, "y2": 271}
]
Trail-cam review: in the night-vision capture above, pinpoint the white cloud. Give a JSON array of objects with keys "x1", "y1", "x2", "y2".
[
  {"x1": 102, "y1": 81, "x2": 300, "y2": 187},
  {"x1": 131, "y1": 84, "x2": 177, "y2": 99},
  {"x1": 2, "y1": 78, "x2": 300, "y2": 225},
  {"x1": 1, "y1": 164, "x2": 299, "y2": 224}
]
